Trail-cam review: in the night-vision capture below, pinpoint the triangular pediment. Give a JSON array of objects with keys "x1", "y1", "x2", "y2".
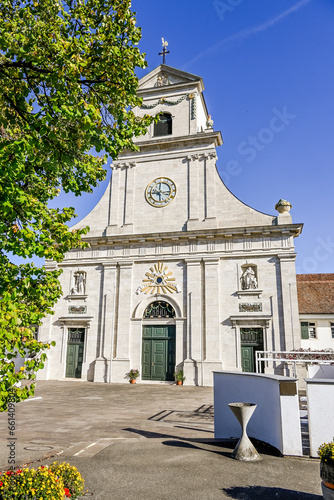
[{"x1": 139, "y1": 64, "x2": 204, "y2": 91}]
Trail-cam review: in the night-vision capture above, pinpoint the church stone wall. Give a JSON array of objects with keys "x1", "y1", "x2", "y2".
[{"x1": 39, "y1": 63, "x2": 302, "y2": 386}]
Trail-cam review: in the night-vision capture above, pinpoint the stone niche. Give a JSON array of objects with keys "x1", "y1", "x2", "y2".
[{"x1": 238, "y1": 264, "x2": 262, "y2": 298}]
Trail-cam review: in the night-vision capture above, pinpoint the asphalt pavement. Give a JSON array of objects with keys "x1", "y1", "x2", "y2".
[{"x1": 0, "y1": 381, "x2": 323, "y2": 499}]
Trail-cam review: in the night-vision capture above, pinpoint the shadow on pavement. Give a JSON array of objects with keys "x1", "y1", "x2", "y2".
[
  {"x1": 162, "y1": 439, "x2": 231, "y2": 458},
  {"x1": 223, "y1": 486, "x2": 322, "y2": 499},
  {"x1": 124, "y1": 427, "x2": 282, "y2": 459}
]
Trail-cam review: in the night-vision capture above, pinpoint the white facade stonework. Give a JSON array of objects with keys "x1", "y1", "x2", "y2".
[{"x1": 38, "y1": 65, "x2": 303, "y2": 386}]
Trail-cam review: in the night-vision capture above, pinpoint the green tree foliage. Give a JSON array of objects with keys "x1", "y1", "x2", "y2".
[{"x1": 0, "y1": 0, "x2": 152, "y2": 410}]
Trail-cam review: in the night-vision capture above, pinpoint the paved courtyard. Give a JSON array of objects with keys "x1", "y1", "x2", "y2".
[{"x1": 0, "y1": 381, "x2": 323, "y2": 499}]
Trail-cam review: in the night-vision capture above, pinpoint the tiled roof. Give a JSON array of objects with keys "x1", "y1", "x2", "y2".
[{"x1": 297, "y1": 274, "x2": 334, "y2": 314}]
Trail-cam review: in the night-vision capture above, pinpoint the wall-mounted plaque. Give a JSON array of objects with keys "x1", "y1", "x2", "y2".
[
  {"x1": 68, "y1": 305, "x2": 87, "y2": 314},
  {"x1": 239, "y1": 303, "x2": 262, "y2": 313}
]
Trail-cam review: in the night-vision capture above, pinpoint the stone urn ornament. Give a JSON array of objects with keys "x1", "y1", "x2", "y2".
[
  {"x1": 206, "y1": 114, "x2": 214, "y2": 129},
  {"x1": 275, "y1": 199, "x2": 292, "y2": 214},
  {"x1": 228, "y1": 403, "x2": 261, "y2": 461}
]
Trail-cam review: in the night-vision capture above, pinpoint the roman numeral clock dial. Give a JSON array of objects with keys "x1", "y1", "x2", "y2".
[{"x1": 145, "y1": 177, "x2": 177, "y2": 207}]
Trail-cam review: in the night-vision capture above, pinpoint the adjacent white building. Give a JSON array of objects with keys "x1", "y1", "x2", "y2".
[
  {"x1": 38, "y1": 64, "x2": 303, "y2": 386},
  {"x1": 297, "y1": 274, "x2": 334, "y2": 350}
]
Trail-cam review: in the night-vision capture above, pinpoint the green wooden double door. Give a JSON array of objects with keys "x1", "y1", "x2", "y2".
[
  {"x1": 142, "y1": 325, "x2": 176, "y2": 381},
  {"x1": 65, "y1": 328, "x2": 85, "y2": 379}
]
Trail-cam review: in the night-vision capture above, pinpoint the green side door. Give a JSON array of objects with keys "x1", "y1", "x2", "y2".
[{"x1": 66, "y1": 328, "x2": 85, "y2": 378}]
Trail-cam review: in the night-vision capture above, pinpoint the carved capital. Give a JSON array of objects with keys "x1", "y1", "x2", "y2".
[{"x1": 112, "y1": 161, "x2": 136, "y2": 170}]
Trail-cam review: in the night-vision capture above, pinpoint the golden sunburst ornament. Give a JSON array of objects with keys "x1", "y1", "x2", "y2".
[{"x1": 136, "y1": 262, "x2": 181, "y2": 295}]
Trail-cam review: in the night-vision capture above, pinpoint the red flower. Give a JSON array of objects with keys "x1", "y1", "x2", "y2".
[
  {"x1": 0, "y1": 481, "x2": 3, "y2": 486},
  {"x1": 64, "y1": 487, "x2": 71, "y2": 497},
  {"x1": 16, "y1": 469, "x2": 22, "y2": 474},
  {"x1": 5, "y1": 471, "x2": 13, "y2": 475}
]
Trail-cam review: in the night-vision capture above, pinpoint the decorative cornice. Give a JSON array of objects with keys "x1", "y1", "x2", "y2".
[
  {"x1": 81, "y1": 223, "x2": 303, "y2": 247},
  {"x1": 230, "y1": 315, "x2": 272, "y2": 328},
  {"x1": 277, "y1": 253, "x2": 297, "y2": 262},
  {"x1": 132, "y1": 130, "x2": 223, "y2": 149},
  {"x1": 58, "y1": 316, "x2": 94, "y2": 326}
]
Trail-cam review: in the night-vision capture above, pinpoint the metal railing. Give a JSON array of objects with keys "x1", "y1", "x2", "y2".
[{"x1": 255, "y1": 350, "x2": 334, "y2": 378}]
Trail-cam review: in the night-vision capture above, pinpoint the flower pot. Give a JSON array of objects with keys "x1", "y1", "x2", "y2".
[
  {"x1": 130, "y1": 379, "x2": 136, "y2": 384},
  {"x1": 321, "y1": 461, "x2": 334, "y2": 486},
  {"x1": 321, "y1": 482, "x2": 334, "y2": 500},
  {"x1": 321, "y1": 461, "x2": 334, "y2": 498},
  {"x1": 176, "y1": 380, "x2": 182, "y2": 385}
]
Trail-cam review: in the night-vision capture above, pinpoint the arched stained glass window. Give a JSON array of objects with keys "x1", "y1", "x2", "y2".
[
  {"x1": 154, "y1": 113, "x2": 172, "y2": 137},
  {"x1": 143, "y1": 301, "x2": 176, "y2": 319}
]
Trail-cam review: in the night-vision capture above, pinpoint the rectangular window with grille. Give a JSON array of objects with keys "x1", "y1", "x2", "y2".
[
  {"x1": 309, "y1": 323, "x2": 316, "y2": 339},
  {"x1": 331, "y1": 323, "x2": 334, "y2": 339}
]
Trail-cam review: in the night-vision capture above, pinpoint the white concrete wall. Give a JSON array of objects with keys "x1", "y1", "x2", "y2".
[
  {"x1": 214, "y1": 371, "x2": 302, "y2": 456},
  {"x1": 306, "y1": 379, "x2": 334, "y2": 457},
  {"x1": 307, "y1": 365, "x2": 334, "y2": 379}
]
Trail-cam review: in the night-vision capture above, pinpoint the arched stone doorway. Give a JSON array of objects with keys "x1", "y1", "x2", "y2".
[{"x1": 142, "y1": 301, "x2": 176, "y2": 381}]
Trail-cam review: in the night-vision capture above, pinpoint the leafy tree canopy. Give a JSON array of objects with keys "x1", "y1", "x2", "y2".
[{"x1": 0, "y1": 0, "x2": 153, "y2": 410}]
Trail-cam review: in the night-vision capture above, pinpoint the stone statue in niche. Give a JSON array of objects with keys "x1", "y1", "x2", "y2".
[
  {"x1": 240, "y1": 267, "x2": 258, "y2": 290},
  {"x1": 71, "y1": 271, "x2": 86, "y2": 295}
]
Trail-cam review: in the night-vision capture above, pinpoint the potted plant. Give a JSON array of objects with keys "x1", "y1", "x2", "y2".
[
  {"x1": 126, "y1": 368, "x2": 140, "y2": 384},
  {"x1": 174, "y1": 368, "x2": 185, "y2": 385},
  {"x1": 318, "y1": 438, "x2": 334, "y2": 499}
]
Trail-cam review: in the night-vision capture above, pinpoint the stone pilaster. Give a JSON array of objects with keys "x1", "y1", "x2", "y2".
[
  {"x1": 184, "y1": 259, "x2": 203, "y2": 385},
  {"x1": 278, "y1": 254, "x2": 301, "y2": 352},
  {"x1": 204, "y1": 152, "x2": 217, "y2": 221},
  {"x1": 108, "y1": 164, "x2": 120, "y2": 229},
  {"x1": 204, "y1": 257, "x2": 220, "y2": 360},
  {"x1": 187, "y1": 155, "x2": 199, "y2": 224},
  {"x1": 107, "y1": 162, "x2": 136, "y2": 234},
  {"x1": 124, "y1": 163, "x2": 135, "y2": 230},
  {"x1": 111, "y1": 262, "x2": 133, "y2": 381},
  {"x1": 94, "y1": 263, "x2": 117, "y2": 383}
]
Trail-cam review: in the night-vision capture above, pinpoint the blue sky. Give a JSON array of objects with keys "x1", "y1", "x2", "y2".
[{"x1": 52, "y1": 0, "x2": 334, "y2": 274}]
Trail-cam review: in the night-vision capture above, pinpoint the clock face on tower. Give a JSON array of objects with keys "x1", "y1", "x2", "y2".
[{"x1": 145, "y1": 177, "x2": 177, "y2": 207}]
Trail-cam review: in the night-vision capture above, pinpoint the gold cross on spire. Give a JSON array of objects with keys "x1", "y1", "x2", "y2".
[{"x1": 159, "y1": 38, "x2": 170, "y2": 64}]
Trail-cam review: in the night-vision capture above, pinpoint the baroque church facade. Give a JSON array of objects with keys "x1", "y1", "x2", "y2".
[{"x1": 38, "y1": 64, "x2": 303, "y2": 386}]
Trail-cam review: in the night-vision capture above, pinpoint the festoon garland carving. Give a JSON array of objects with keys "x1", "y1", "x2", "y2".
[{"x1": 140, "y1": 93, "x2": 194, "y2": 110}]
